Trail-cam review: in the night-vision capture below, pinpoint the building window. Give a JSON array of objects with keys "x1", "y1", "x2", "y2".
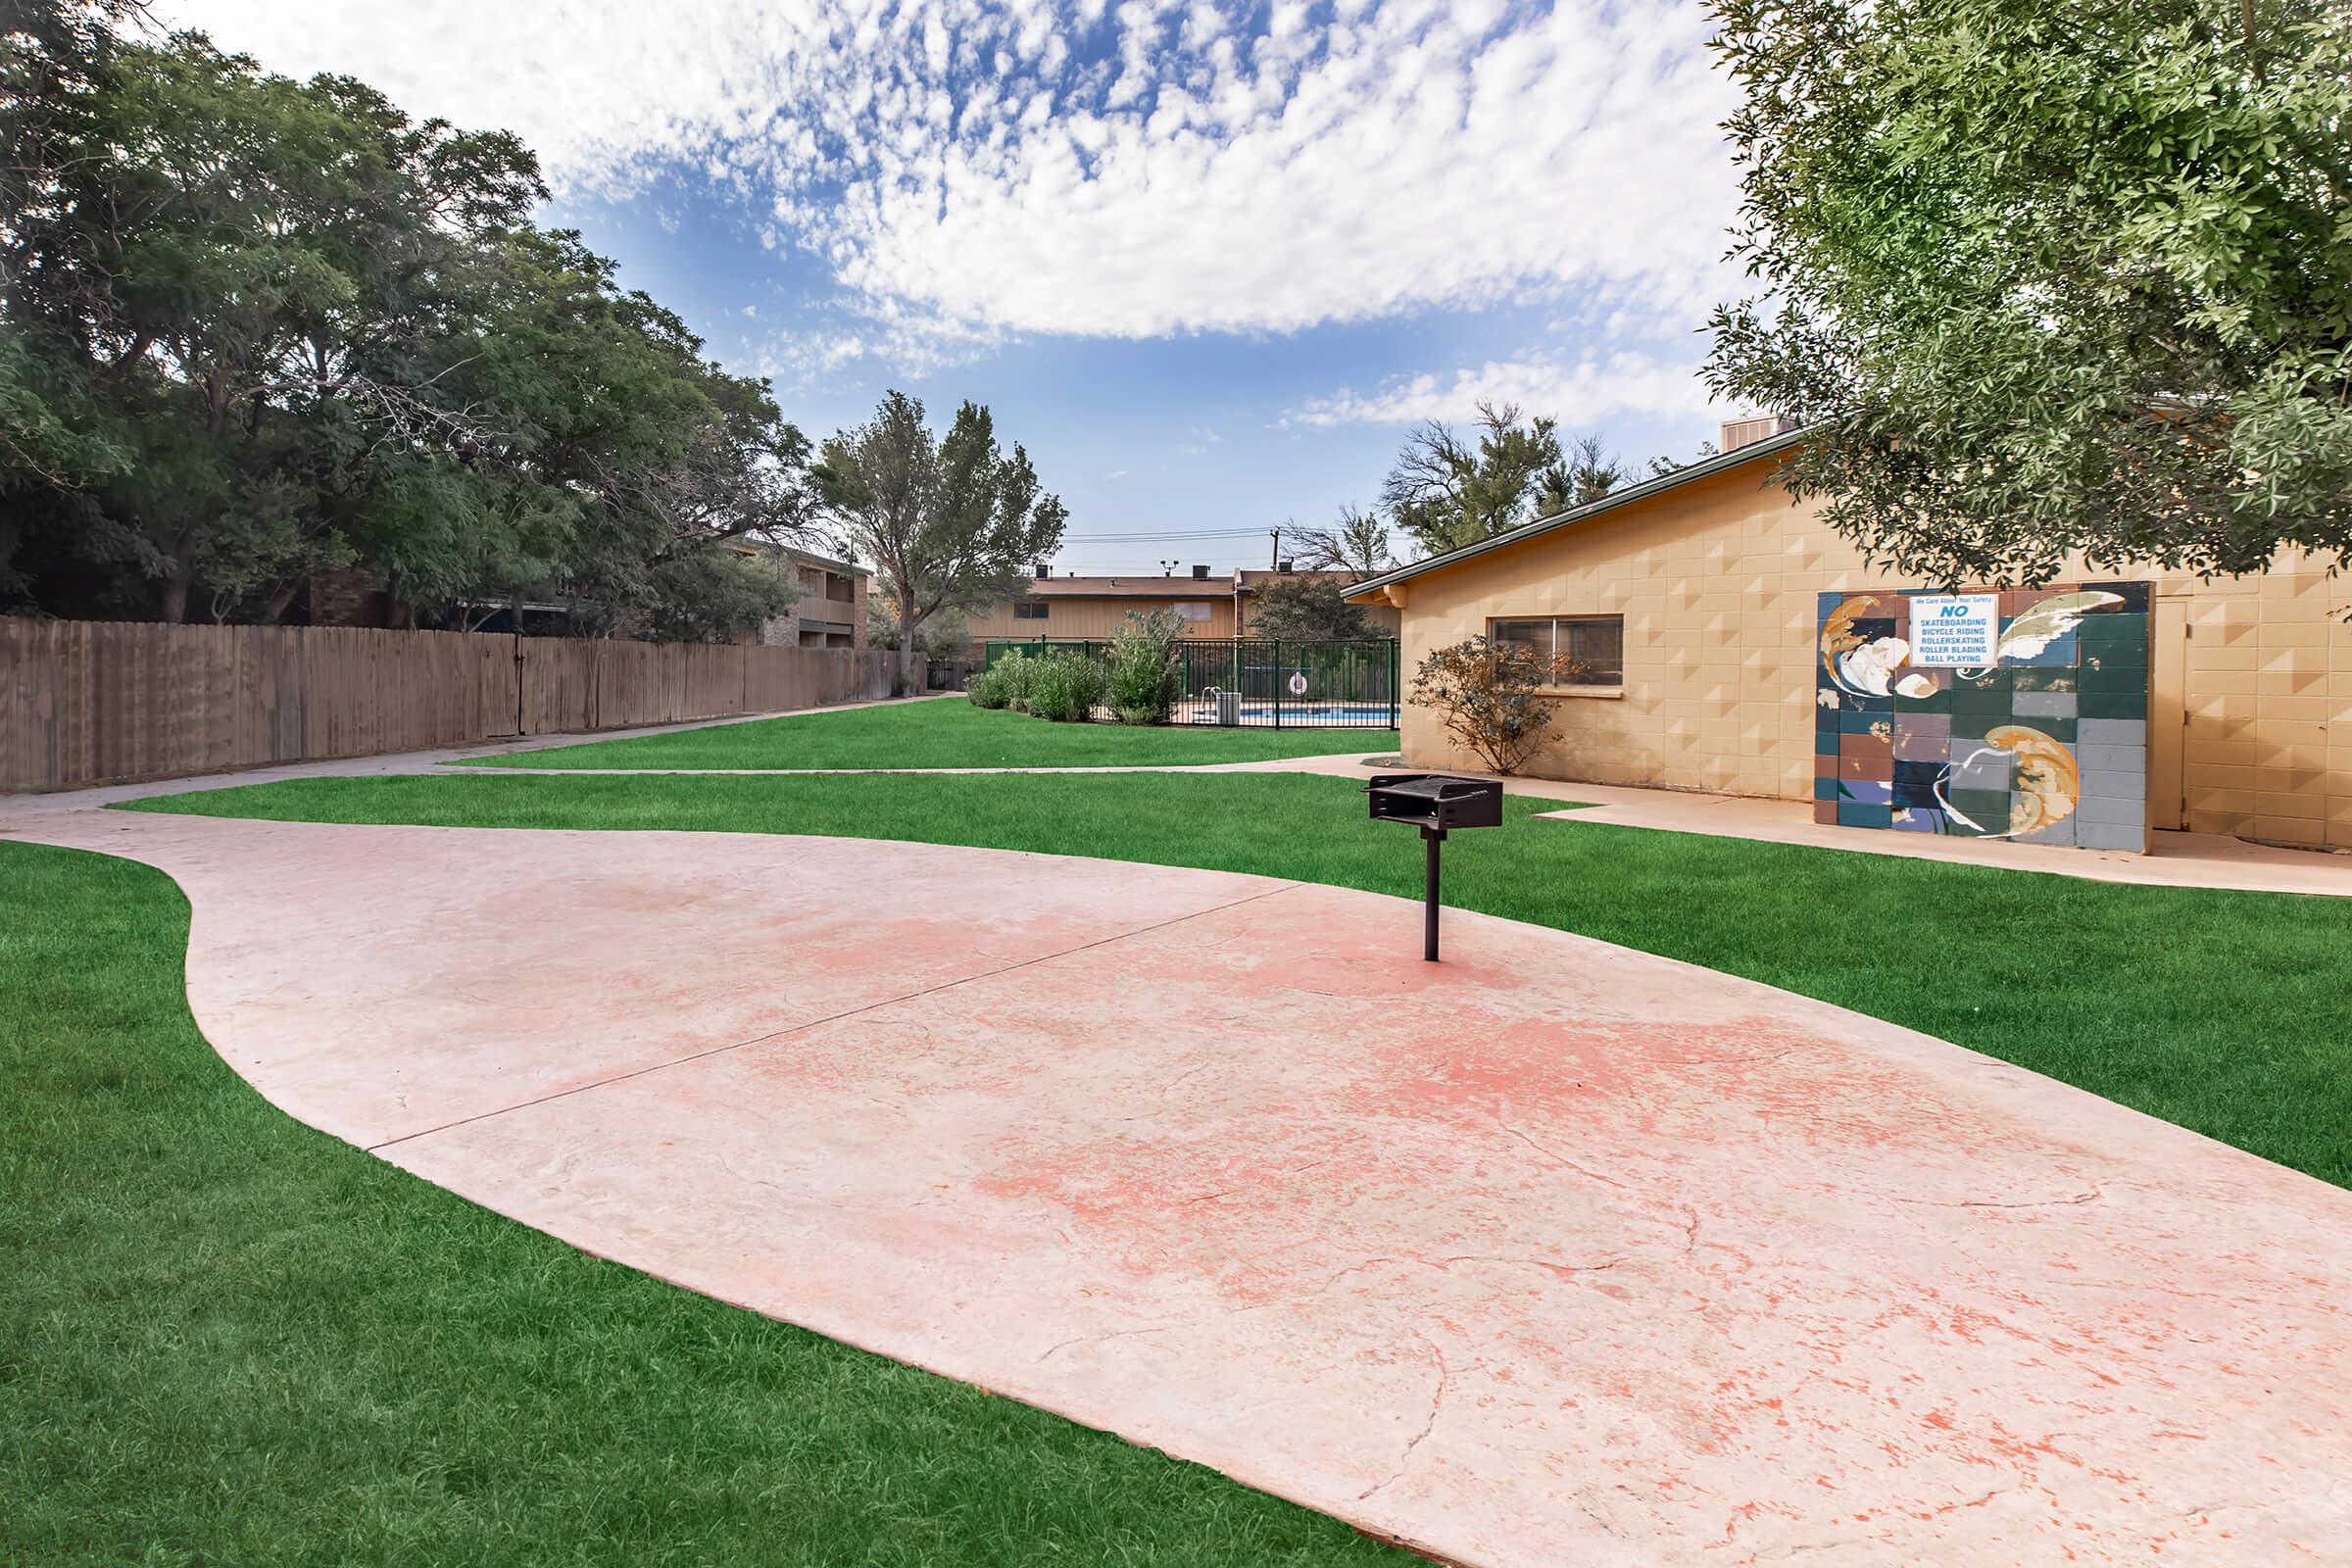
[
  {"x1": 1175, "y1": 602, "x2": 1212, "y2": 621},
  {"x1": 1489, "y1": 615, "x2": 1624, "y2": 687},
  {"x1": 1013, "y1": 601, "x2": 1050, "y2": 620}
]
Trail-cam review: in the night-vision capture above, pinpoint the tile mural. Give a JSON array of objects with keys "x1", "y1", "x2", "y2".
[{"x1": 1813, "y1": 583, "x2": 2151, "y2": 852}]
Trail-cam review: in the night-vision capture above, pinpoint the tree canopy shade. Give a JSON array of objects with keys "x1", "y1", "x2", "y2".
[
  {"x1": 0, "y1": 1, "x2": 812, "y2": 636},
  {"x1": 1704, "y1": 0, "x2": 2352, "y2": 585},
  {"x1": 815, "y1": 391, "x2": 1067, "y2": 678}
]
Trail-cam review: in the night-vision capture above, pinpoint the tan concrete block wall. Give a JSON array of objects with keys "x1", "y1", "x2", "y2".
[
  {"x1": 965, "y1": 596, "x2": 1240, "y2": 641},
  {"x1": 2172, "y1": 559, "x2": 2352, "y2": 847},
  {"x1": 1389, "y1": 465, "x2": 2352, "y2": 848}
]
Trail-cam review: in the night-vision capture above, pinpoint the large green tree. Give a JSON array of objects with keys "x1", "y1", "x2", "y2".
[
  {"x1": 1375, "y1": 408, "x2": 1635, "y2": 558},
  {"x1": 1, "y1": 2, "x2": 810, "y2": 637},
  {"x1": 1244, "y1": 575, "x2": 1378, "y2": 640},
  {"x1": 815, "y1": 391, "x2": 1067, "y2": 680},
  {"x1": 1379, "y1": 403, "x2": 1572, "y2": 557},
  {"x1": 1705, "y1": 0, "x2": 2352, "y2": 584}
]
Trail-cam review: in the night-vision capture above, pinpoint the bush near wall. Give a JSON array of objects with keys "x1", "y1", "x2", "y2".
[
  {"x1": 1025, "y1": 653, "x2": 1107, "y2": 722},
  {"x1": 1105, "y1": 609, "x2": 1186, "y2": 725},
  {"x1": 967, "y1": 649, "x2": 1032, "y2": 710}
]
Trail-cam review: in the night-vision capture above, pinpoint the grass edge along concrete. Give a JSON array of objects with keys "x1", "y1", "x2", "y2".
[
  {"x1": 0, "y1": 836, "x2": 1418, "y2": 1568},
  {"x1": 454, "y1": 697, "x2": 1397, "y2": 771}
]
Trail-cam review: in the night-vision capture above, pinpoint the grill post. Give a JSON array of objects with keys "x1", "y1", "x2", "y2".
[
  {"x1": 1362, "y1": 773, "x2": 1499, "y2": 962},
  {"x1": 1422, "y1": 824, "x2": 1445, "y2": 961}
]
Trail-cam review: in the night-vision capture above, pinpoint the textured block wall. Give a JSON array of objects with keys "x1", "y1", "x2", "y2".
[
  {"x1": 1814, "y1": 584, "x2": 2150, "y2": 851},
  {"x1": 1384, "y1": 461, "x2": 2349, "y2": 847}
]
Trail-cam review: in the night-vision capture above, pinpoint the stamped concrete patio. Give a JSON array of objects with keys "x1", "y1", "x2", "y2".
[{"x1": 14, "y1": 808, "x2": 2352, "y2": 1566}]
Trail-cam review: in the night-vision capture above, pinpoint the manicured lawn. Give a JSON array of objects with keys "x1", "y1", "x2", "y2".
[
  {"x1": 134, "y1": 769, "x2": 2352, "y2": 1188},
  {"x1": 0, "y1": 839, "x2": 1412, "y2": 1567},
  {"x1": 455, "y1": 696, "x2": 1396, "y2": 770}
]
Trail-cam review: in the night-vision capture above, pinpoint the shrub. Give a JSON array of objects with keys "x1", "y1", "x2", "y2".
[
  {"x1": 1407, "y1": 635, "x2": 1582, "y2": 774},
  {"x1": 1002, "y1": 650, "x2": 1043, "y2": 711},
  {"x1": 966, "y1": 650, "x2": 1022, "y2": 709},
  {"x1": 1105, "y1": 608, "x2": 1187, "y2": 725},
  {"x1": 1025, "y1": 651, "x2": 1107, "y2": 722}
]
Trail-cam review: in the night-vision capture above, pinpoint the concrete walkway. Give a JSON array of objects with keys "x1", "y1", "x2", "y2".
[
  {"x1": 1248, "y1": 753, "x2": 2352, "y2": 899},
  {"x1": 12, "y1": 808, "x2": 2351, "y2": 1566},
  {"x1": 448, "y1": 749, "x2": 2352, "y2": 898}
]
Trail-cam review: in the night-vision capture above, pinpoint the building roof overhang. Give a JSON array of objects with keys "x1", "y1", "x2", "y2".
[{"x1": 1344, "y1": 427, "x2": 1810, "y2": 605}]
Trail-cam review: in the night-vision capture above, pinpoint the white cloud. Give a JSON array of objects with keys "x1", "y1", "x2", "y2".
[
  {"x1": 1286, "y1": 351, "x2": 1708, "y2": 427},
  {"x1": 162, "y1": 1, "x2": 1739, "y2": 371}
]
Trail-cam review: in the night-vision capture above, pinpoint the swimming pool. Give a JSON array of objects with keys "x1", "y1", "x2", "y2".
[{"x1": 1172, "y1": 698, "x2": 1397, "y2": 728}]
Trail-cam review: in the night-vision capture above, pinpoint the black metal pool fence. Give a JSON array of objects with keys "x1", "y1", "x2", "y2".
[{"x1": 980, "y1": 637, "x2": 1401, "y2": 729}]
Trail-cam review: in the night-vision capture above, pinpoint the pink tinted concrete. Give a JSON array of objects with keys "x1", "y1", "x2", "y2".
[{"x1": 13, "y1": 810, "x2": 2352, "y2": 1566}]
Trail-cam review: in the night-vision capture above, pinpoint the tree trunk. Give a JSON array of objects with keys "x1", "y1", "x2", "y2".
[
  {"x1": 159, "y1": 561, "x2": 194, "y2": 623},
  {"x1": 897, "y1": 590, "x2": 919, "y2": 687}
]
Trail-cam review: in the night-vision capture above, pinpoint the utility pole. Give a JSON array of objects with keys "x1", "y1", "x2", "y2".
[{"x1": 1269, "y1": 526, "x2": 1282, "y2": 570}]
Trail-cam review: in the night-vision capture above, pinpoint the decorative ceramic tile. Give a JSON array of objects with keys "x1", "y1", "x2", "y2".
[
  {"x1": 2077, "y1": 718, "x2": 2147, "y2": 749},
  {"x1": 2079, "y1": 685, "x2": 2149, "y2": 720},
  {"x1": 2079, "y1": 742, "x2": 2147, "y2": 773},
  {"x1": 2080, "y1": 766, "x2": 2146, "y2": 804},
  {"x1": 2078, "y1": 818, "x2": 2148, "y2": 852},
  {"x1": 1815, "y1": 580, "x2": 2150, "y2": 852},
  {"x1": 2077, "y1": 793, "x2": 2150, "y2": 827},
  {"x1": 2012, "y1": 690, "x2": 2079, "y2": 718},
  {"x1": 1949, "y1": 747, "x2": 2015, "y2": 792}
]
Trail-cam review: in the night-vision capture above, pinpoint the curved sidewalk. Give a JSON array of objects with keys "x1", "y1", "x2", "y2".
[{"x1": 14, "y1": 808, "x2": 2352, "y2": 1566}]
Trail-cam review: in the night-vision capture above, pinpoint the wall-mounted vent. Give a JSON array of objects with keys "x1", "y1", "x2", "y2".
[{"x1": 1719, "y1": 414, "x2": 1800, "y2": 453}]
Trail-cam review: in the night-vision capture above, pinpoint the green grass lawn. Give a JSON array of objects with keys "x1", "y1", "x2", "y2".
[
  {"x1": 0, "y1": 838, "x2": 1412, "y2": 1568},
  {"x1": 456, "y1": 696, "x2": 1396, "y2": 770},
  {"x1": 134, "y1": 769, "x2": 2352, "y2": 1187}
]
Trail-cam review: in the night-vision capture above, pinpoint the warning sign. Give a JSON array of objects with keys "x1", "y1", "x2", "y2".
[{"x1": 1908, "y1": 594, "x2": 1999, "y2": 666}]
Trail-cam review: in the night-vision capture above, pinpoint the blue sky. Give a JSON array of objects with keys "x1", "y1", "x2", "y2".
[{"x1": 173, "y1": 0, "x2": 1746, "y2": 574}]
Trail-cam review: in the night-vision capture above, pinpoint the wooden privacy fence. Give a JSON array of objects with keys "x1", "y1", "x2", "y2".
[{"x1": 0, "y1": 617, "x2": 911, "y2": 792}]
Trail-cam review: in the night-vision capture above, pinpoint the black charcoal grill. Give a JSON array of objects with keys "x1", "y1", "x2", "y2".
[{"x1": 1361, "y1": 773, "x2": 1504, "y2": 960}]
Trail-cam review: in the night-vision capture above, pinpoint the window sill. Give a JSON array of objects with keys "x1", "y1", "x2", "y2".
[{"x1": 1539, "y1": 684, "x2": 1625, "y2": 700}]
